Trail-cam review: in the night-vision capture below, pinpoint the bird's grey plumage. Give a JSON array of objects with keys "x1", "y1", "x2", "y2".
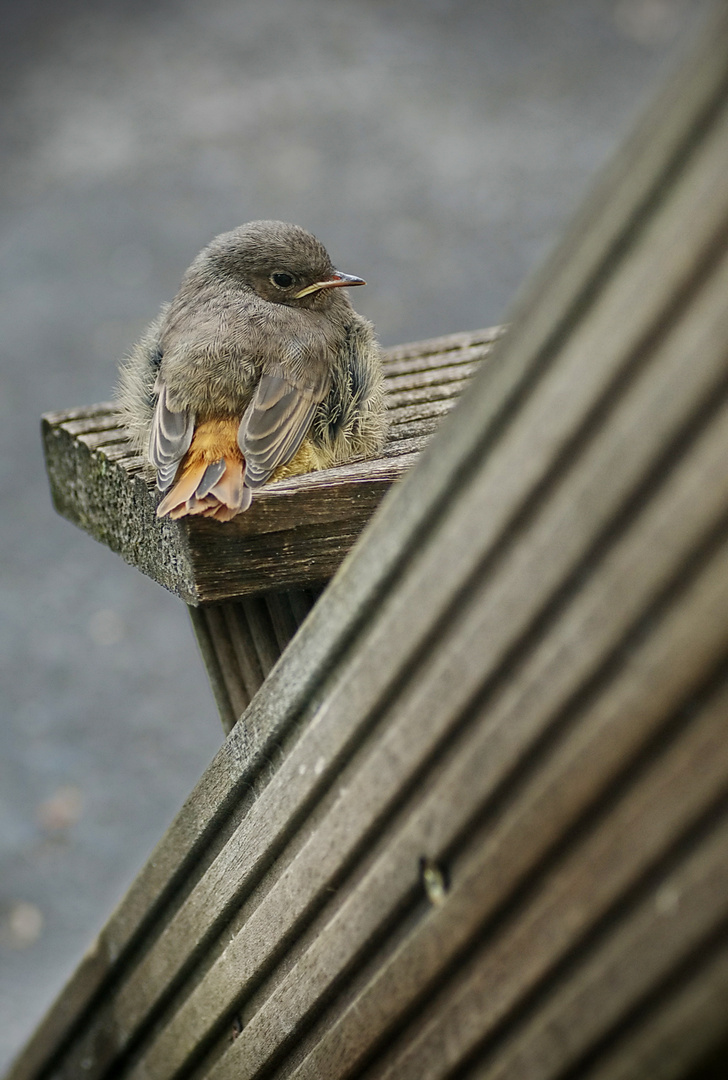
[
  {"x1": 148, "y1": 376, "x2": 195, "y2": 492},
  {"x1": 115, "y1": 220, "x2": 387, "y2": 517},
  {"x1": 239, "y1": 365, "x2": 330, "y2": 489},
  {"x1": 311, "y1": 318, "x2": 386, "y2": 464},
  {"x1": 116, "y1": 310, "x2": 167, "y2": 462}
]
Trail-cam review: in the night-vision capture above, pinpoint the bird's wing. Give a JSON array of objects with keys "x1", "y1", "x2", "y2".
[
  {"x1": 149, "y1": 375, "x2": 195, "y2": 491},
  {"x1": 238, "y1": 366, "x2": 329, "y2": 489}
]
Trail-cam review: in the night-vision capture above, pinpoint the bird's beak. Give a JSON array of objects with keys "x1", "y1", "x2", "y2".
[{"x1": 293, "y1": 271, "x2": 366, "y2": 299}]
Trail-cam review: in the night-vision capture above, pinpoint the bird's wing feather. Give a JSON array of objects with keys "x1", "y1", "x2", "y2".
[
  {"x1": 149, "y1": 376, "x2": 195, "y2": 491},
  {"x1": 238, "y1": 366, "x2": 329, "y2": 489}
]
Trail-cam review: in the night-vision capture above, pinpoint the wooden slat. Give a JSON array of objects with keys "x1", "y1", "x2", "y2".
[
  {"x1": 188, "y1": 605, "x2": 246, "y2": 730},
  {"x1": 10, "y1": 9, "x2": 728, "y2": 1080},
  {"x1": 42, "y1": 330, "x2": 499, "y2": 604},
  {"x1": 188, "y1": 590, "x2": 321, "y2": 732},
  {"x1": 372, "y1": 807, "x2": 728, "y2": 1080},
  {"x1": 130, "y1": 532, "x2": 728, "y2": 1080},
  {"x1": 577, "y1": 940, "x2": 728, "y2": 1080},
  {"x1": 381, "y1": 326, "x2": 504, "y2": 365}
]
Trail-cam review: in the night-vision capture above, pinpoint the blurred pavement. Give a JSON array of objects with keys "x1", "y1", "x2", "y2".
[{"x1": 0, "y1": 0, "x2": 715, "y2": 1070}]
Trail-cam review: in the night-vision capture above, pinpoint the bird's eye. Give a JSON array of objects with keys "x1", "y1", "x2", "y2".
[{"x1": 270, "y1": 272, "x2": 294, "y2": 289}]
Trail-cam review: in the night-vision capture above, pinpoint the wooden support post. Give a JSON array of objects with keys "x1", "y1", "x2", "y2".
[{"x1": 187, "y1": 588, "x2": 323, "y2": 731}]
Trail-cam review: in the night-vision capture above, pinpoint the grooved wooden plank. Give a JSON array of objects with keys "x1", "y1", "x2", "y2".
[
  {"x1": 76, "y1": 431, "x2": 131, "y2": 451},
  {"x1": 367, "y1": 798, "x2": 728, "y2": 1080},
  {"x1": 40, "y1": 401, "x2": 116, "y2": 425},
  {"x1": 385, "y1": 378, "x2": 472, "y2": 408},
  {"x1": 189, "y1": 590, "x2": 320, "y2": 735},
  {"x1": 241, "y1": 597, "x2": 283, "y2": 678},
  {"x1": 381, "y1": 326, "x2": 505, "y2": 365},
  {"x1": 202, "y1": 606, "x2": 251, "y2": 719},
  {"x1": 385, "y1": 363, "x2": 479, "y2": 391},
  {"x1": 468, "y1": 849, "x2": 728, "y2": 1080},
  {"x1": 264, "y1": 590, "x2": 314, "y2": 654},
  {"x1": 223, "y1": 605, "x2": 265, "y2": 699},
  {"x1": 381, "y1": 418, "x2": 441, "y2": 442},
  {"x1": 383, "y1": 396, "x2": 463, "y2": 423},
  {"x1": 101, "y1": 446, "x2": 146, "y2": 468},
  {"x1": 188, "y1": 606, "x2": 240, "y2": 732},
  {"x1": 378, "y1": 435, "x2": 429, "y2": 455},
  {"x1": 62, "y1": 414, "x2": 127, "y2": 436},
  {"x1": 133, "y1": 530, "x2": 728, "y2": 1080},
  {"x1": 576, "y1": 939, "x2": 728, "y2": 1080}
]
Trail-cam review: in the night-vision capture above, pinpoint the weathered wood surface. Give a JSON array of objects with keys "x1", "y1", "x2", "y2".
[
  {"x1": 42, "y1": 328, "x2": 502, "y2": 604},
  {"x1": 11, "y1": 9, "x2": 728, "y2": 1080},
  {"x1": 188, "y1": 587, "x2": 323, "y2": 732}
]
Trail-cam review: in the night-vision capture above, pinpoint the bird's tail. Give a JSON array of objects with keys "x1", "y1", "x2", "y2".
[{"x1": 156, "y1": 417, "x2": 252, "y2": 521}]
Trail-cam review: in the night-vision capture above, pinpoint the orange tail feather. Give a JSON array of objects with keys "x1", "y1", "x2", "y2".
[{"x1": 156, "y1": 417, "x2": 251, "y2": 521}]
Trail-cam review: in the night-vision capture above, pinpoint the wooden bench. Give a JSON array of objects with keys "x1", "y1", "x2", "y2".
[{"x1": 8, "y1": 9, "x2": 728, "y2": 1080}]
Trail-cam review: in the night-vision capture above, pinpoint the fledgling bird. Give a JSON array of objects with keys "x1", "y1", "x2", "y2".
[{"x1": 116, "y1": 220, "x2": 387, "y2": 521}]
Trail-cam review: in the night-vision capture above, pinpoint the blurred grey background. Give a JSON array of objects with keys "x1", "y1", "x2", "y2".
[{"x1": 0, "y1": 0, "x2": 716, "y2": 1070}]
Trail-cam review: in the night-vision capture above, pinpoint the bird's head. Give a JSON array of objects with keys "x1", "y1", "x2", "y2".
[{"x1": 202, "y1": 220, "x2": 365, "y2": 309}]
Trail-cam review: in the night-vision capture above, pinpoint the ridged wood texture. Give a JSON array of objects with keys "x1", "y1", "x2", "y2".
[
  {"x1": 41, "y1": 328, "x2": 502, "y2": 604},
  {"x1": 188, "y1": 588, "x2": 324, "y2": 733},
  {"x1": 12, "y1": 9, "x2": 728, "y2": 1080}
]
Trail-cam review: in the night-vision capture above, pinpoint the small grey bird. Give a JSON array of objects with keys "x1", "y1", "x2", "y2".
[{"x1": 116, "y1": 220, "x2": 386, "y2": 521}]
